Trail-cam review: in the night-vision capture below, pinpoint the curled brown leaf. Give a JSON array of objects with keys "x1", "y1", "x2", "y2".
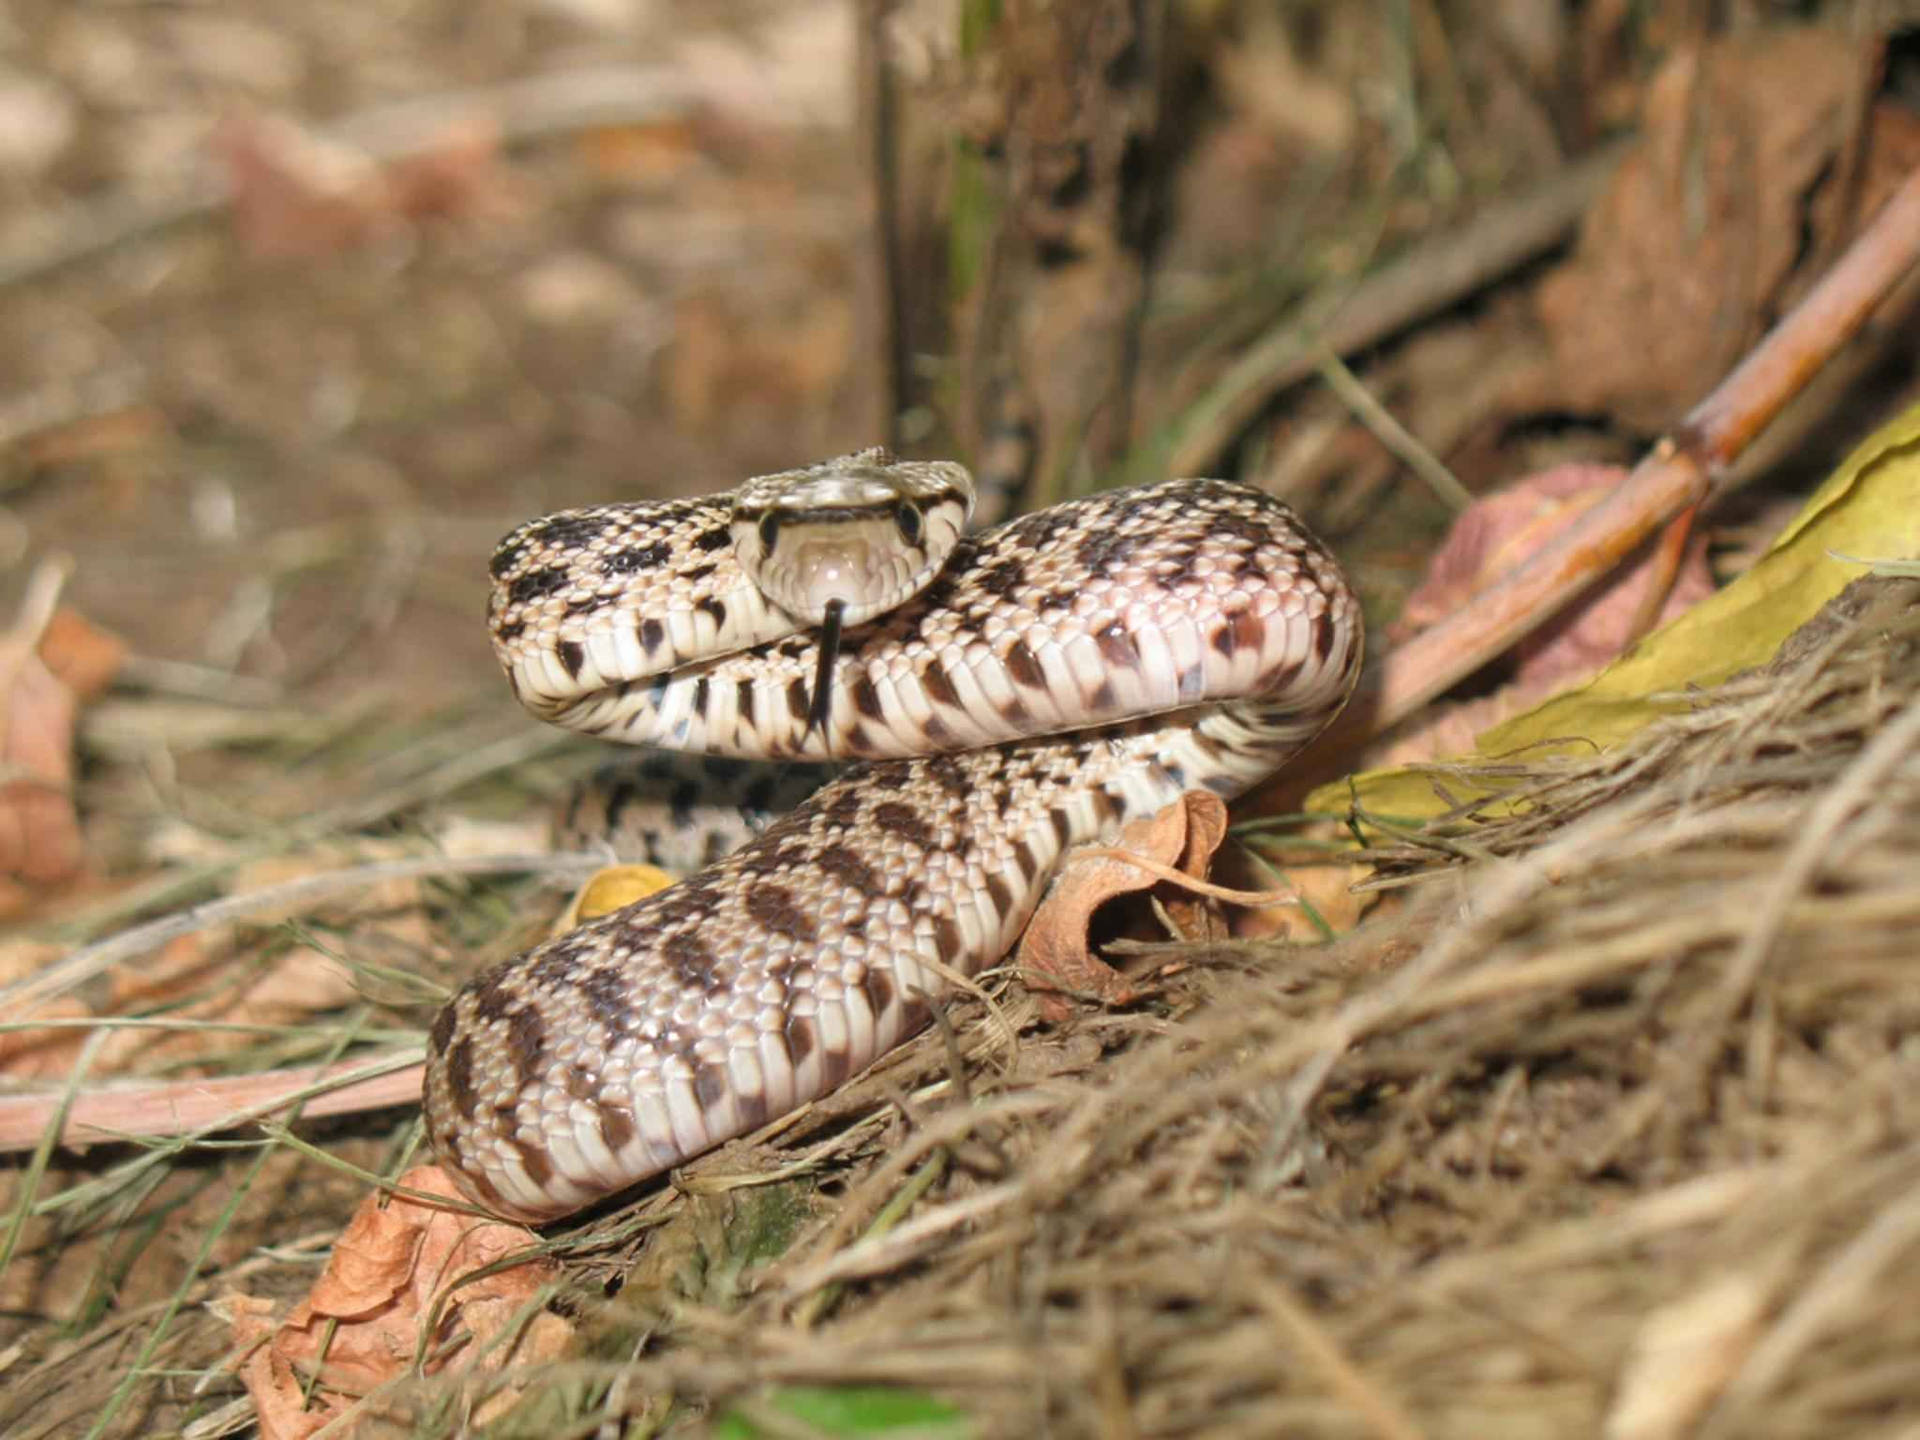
[
  {"x1": 226, "y1": 1165, "x2": 572, "y2": 1437},
  {"x1": 0, "y1": 564, "x2": 123, "y2": 889},
  {"x1": 1017, "y1": 792, "x2": 1238, "y2": 1017}
]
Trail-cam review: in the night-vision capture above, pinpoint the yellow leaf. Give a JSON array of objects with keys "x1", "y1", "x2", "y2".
[
  {"x1": 1313, "y1": 402, "x2": 1920, "y2": 833},
  {"x1": 556, "y1": 863, "x2": 679, "y2": 931}
]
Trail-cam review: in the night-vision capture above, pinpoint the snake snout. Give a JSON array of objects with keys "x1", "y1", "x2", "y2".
[
  {"x1": 755, "y1": 530, "x2": 917, "y2": 629},
  {"x1": 772, "y1": 537, "x2": 875, "y2": 624}
]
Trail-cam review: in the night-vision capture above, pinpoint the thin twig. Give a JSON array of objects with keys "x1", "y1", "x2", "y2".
[
  {"x1": 855, "y1": 0, "x2": 907, "y2": 448},
  {"x1": 1073, "y1": 847, "x2": 1301, "y2": 906},
  {"x1": 1313, "y1": 347, "x2": 1473, "y2": 512}
]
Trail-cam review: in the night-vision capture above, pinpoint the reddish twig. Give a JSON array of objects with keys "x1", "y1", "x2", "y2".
[
  {"x1": 0, "y1": 1054, "x2": 422, "y2": 1154},
  {"x1": 1624, "y1": 500, "x2": 1702, "y2": 646},
  {"x1": 1372, "y1": 160, "x2": 1920, "y2": 727}
]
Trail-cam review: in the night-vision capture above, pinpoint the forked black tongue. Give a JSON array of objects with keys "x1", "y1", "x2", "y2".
[{"x1": 803, "y1": 597, "x2": 846, "y2": 745}]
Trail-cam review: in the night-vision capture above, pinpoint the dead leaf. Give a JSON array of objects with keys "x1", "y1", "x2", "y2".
[
  {"x1": 0, "y1": 939, "x2": 89, "y2": 1078},
  {"x1": 15, "y1": 402, "x2": 168, "y2": 477},
  {"x1": 228, "y1": 843, "x2": 428, "y2": 924},
  {"x1": 111, "y1": 932, "x2": 361, "y2": 1053},
  {"x1": 559, "y1": 862, "x2": 679, "y2": 931},
  {"x1": 0, "y1": 646, "x2": 79, "y2": 884},
  {"x1": 383, "y1": 116, "x2": 518, "y2": 226},
  {"x1": 0, "y1": 564, "x2": 122, "y2": 888},
  {"x1": 217, "y1": 111, "x2": 385, "y2": 259},
  {"x1": 1017, "y1": 792, "x2": 1232, "y2": 1016},
  {"x1": 228, "y1": 1165, "x2": 572, "y2": 1436},
  {"x1": 1535, "y1": 30, "x2": 1859, "y2": 428},
  {"x1": 1154, "y1": 794, "x2": 1232, "y2": 944},
  {"x1": 577, "y1": 117, "x2": 705, "y2": 185},
  {"x1": 1, "y1": 837, "x2": 449, "y2": 1083},
  {"x1": 0, "y1": 927, "x2": 365, "y2": 1083},
  {"x1": 1232, "y1": 858, "x2": 1369, "y2": 942},
  {"x1": 1397, "y1": 463, "x2": 1715, "y2": 680},
  {"x1": 1384, "y1": 462, "x2": 1715, "y2": 767},
  {"x1": 0, "y1": 840, "x2": 419, "y2": 1081},
  {"x1": 218, "y1": 110, "x2": 516, "y2": 260},
  {"x1": 37, "y1": 607, "x2": 126, "y2": 701}
]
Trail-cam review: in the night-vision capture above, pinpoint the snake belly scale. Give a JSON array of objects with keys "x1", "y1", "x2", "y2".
[{"x1": 427, "y1": 454, "x2": 1362, "y2": 1222}]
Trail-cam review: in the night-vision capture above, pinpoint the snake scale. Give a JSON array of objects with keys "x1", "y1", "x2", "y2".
[{"x1": 426, "y1": 452, "x2": 1362, "y2": 1222}]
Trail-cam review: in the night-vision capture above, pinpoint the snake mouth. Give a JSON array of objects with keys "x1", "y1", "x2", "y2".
[{"x1": 754, "y1": 528, "x2": 918, "y2": 627}]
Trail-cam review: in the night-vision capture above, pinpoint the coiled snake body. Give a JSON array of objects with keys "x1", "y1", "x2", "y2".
[{"x1": 427, "y1": 453, "x2": 1362, "y2": 1222}]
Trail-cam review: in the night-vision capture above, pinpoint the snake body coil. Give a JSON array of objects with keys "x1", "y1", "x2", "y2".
[{"x1": 427, "y1": 454, "x2": 1361, "y2": 1222}]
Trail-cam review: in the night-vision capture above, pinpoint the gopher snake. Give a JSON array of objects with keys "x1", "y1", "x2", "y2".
[{"x1": 426, "y1": 452, "x2": 1362, "y2": 1222}]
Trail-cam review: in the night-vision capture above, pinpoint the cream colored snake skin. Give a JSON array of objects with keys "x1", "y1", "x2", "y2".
[{"x1": 426, "y1": 452, "x2": 1362, "y2": 1222}]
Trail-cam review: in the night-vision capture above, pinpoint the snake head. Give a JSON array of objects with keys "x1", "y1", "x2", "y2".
[{"x1": 729, "y1": 449, "x2": 974, "y2": 628}]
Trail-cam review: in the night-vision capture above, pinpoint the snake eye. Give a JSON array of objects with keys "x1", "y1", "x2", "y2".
[
  {"x1": 757, "y1": 511, "x2": 782, "y2": 551},
  {"x1": 893, "y1": 501, "x2": 923, "y2": 546}
]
